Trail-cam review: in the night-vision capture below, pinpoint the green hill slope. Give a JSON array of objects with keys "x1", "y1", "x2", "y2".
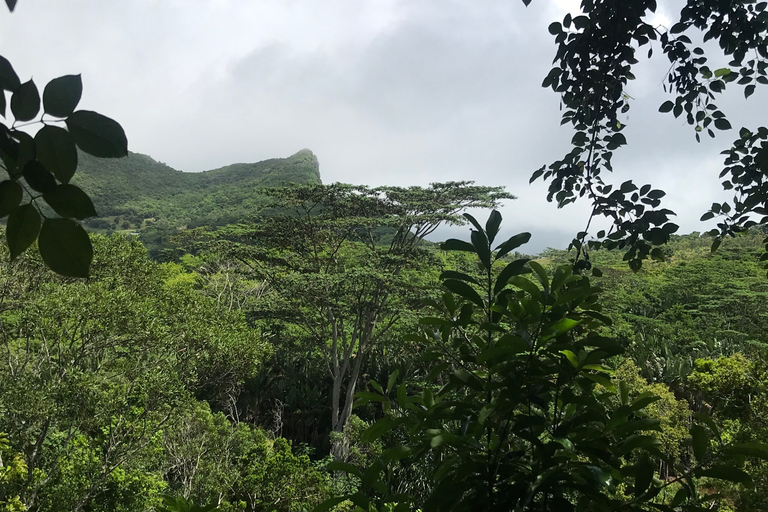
[{"x1": 72, "y1": 148, "x2": 321, "y2": 255}]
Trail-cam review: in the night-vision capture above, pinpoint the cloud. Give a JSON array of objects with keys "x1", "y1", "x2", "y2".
[{"x1": 0, "y1": 0, "x2": 763, "y2": 250}]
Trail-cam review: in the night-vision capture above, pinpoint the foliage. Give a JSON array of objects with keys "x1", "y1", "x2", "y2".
[
  {"x1": 0, "y1": 3, "x2": 127, "y2": 275},
  {"x1": 208, "y1": 182, "x2": 512, "y2": 460},
  {"x1": 0, "y1": 234, "x2": 268, "y2": 511},
  {"x1": 162, "y1": 401, "x2": 334, "y2": 512},
  {"x1": 320, "y1": 211, "x2": 768, "y2": 512},
  {"x1": 526, "y1": 0, "x2": 768, "y2": 270},
  {"x1": 72, "y1": 149, "x2": 321, "y2": 257}
]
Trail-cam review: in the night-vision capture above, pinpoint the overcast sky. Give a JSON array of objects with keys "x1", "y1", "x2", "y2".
[{"x1": 1, "y1": 0, "x2": 765, "y2": 252}]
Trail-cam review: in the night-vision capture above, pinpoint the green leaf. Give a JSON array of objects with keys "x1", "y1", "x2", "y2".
[
  {"x1": 658, "y1": 100, "x2": 674, "y2": 113},
  {"x1": 619, "y1": 381, "x2": 629, "y2": 405},
  {"x1": 494, "y1": 258, "x2": 530, "y2": 294},
  {"x1": 495, "y1": 232, "x2": 531, "y2": 259},
  {"x1": 4, "y1": 0, "x2": 17, "y2": 12},
  {"x1": 696, "y1": 465, "x2": 752, "y2": 485},
  {"x1": 548, "y1": 318, "x2": 580, "y2": 336},
  {"x1": 691, "y1": 424, "x2": 709, "y2": 461},
  {"x1": 0, "y1": 180, "x2": 22, "y2": 218},
  {"x1": 714, "y1": 67, "x2": 731, "y2": 77},
  {"x1": 471, "y1": 229, "x2": 491, "y2": 269},
  {"x1": 325, "y1": 461, "x2": 360, "y2": 476},
  {"x1": 440, "y1": 270, "x2": 480, "y2": 285},
  {"x1": 443, "y1": 278, "x2": 484, "y2": 307},
  {"x1": 43, "y1": 184, "x2": 97, "y2": 219},
  {"x1": 634, "y1": 454, "x2": 655, "y2": 496},
  {"x1": 463, "y1": 212, "x2": 484, "y2": 233},
  {"x1": 528, "y1": 260, "x2": 549, "y2": 290},
  {"x1": 441, "y1": 238, "x2": 476, "y2": 252},
  {"x1": 7, "y1": 130, "x2": 35, "y2": 178},
  {"x1": 485, "y1": 210, "x2": 502, "y2": 243},
  {"x1": 560, "y1": 349, "x2": 578, "y2": 368},
  {"x1": 6, "y1": 203, "x2": 41, "y2": 260},
  {"x1": 386, "y1": 369, "x2": 399, "y2": 394},
  {"x1": 508, "y1": 276, "x2": 540, "y2": 297},
  {"x1": 35, "y1": 125, "x2": 78, "y2": 183},
  {"x1": 670, "y1": 487, "x2": 689, "y2": 507},
  {"x1": 694, "y1": 412, "x2": 721, "y2": 440},
  {"x1": 0, "y1": 55, "x2": 20, "y2": 91},
  {"x1": 66, "y1": 110, "x2": 128, "y2": 157},
  {"x1": 714, "y1": 118, "x2": 732, "y2": 130},
  {"x1": 22, "y1": 160, "x2": 56, "y2": 193},
  {"x1": 43, "y1": 74, "x2": 82, "y2": 117},
  {"x1": 10, "y1": 79, "x2": 40, "y2": 122},
  {"x1": 363, "y1": 417, "x2": 397, "y2": 443},
  {"x1": 724, "y1": 442, "x2": 768, "y2": 460},
  {"x1": 38, "y1": 218, "x2": 93, "y2": 277}
]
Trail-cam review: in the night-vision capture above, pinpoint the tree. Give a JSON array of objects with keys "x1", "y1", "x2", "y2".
[
  {"x1": 321, "y1": 211, "x2": 768, "y2": 512},
  {"x1": 0, "y1": 1, "x2": 127, "y2": 277},
  {"x1": 206, "y1": 182, "x2": 512, "y2": 459},
  {"x1": 0, "y1": 235, "x2": 268, "y2": 511},
  {"x1": 527, "y1": 0, "x2": 768, "y2": 270}
]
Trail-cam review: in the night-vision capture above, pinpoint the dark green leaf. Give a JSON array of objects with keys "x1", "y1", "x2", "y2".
[
  {"x1": 11, "y1": 79, "x2": 40, "y2": 122},
  {"x1": 485, "y1": 210, "x2": 502, "y2": 243},
  {"x1": 494, "y1": 258, "x2": 530, "y2": 294},
  {"x1": 43, "y1": 184, "x2": 97, "y2": 219},
  {"x1": 4, "y1": 0, "x2": 17, "y2": 12},
  {"x1": 495, "y1": 232, "x2": 531, "y2": 259},
  {"x1": 441, "y1": 238, "x2": 476, "y2": 252},
  {"x1": 0, "y1": 55, "x2": 20, "y2": 91},
  {"x1": 658, "y1": 100, "x2": 674, "y2": 113},
  {"x1": 714, "y1": 118, "x2": 732, "y2": 130},
  {"x1": 22, "y1": 160, "x2": 56, "y2": 193},
  {"x1": 691, "y1": 424, "x2": 709, "y2": 461},
  {"x1": 43, "y1": 74, "x2": 82, "y2": 118},
  {"x1": 634, "y1": 454, "x2": 654, "y2": 496},
  {"x1": 7, "y1": 130, "x2": 35, "y2": 178},
  {"x1": 0, "y1": 180, "x2": 22, "y2": 218},
  {"x1": 696, "y1": 466, "x2": 752, "y2": 485},
  {"x1": 325, "y1": 461, "x2": 360, "y2": 476},
  {"x1": 471, "y1": 229, "x2": 491, "y2": 269},
  {"x1": 724, "y1": 442, "x2": 768, "y2": 460},
  {"x1": 386, "y1": 369, "x2": 399, "y2": 394},
  {"x1": 66, "y1": 110, "x2": 128, "y2": 157},
  {"x1": 35, "y1": 125, "x2": 78, "y2": 183},
  {"x1": 363, "y1": 417, "x2": 397, "y2": 443},
  {"x1": 462, "y1": 212, "x2": 484, "y2": 233},
  {"x1": 443, "y1": 279, "x2": 484, "y2": 307},
  {"x1": 440, "y1": 270, "x2": 480, "y2": 285},
  {"x1": 38, "y1": 218, "x2": 93, "y2": 277},
  {"x1": 6, "y1": 203, "x2": 41, "y2": 260}
]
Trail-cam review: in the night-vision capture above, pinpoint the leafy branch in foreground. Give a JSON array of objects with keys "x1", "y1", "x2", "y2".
[
  {"x1": 318, "y1": 210, "x2": 768, "y2": 512},
  {"x1": 0, "y1": 4, "x2": 127, "y2": 277},
  {"x1": 525, "y1": 0, "x2": 768, "y2": 271}
]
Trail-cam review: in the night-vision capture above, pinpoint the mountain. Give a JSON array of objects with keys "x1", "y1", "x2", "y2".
[{"x1": 71, "y1": 148, "x2": 321, "y2": 255}]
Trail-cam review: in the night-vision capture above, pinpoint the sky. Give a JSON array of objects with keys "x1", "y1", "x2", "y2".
[{"x1": 1, "y1": 0, "x2": 765, "y2": 252}]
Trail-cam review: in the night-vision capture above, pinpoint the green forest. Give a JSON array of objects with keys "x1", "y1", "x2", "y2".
[{"x1": 2, "y1": 0, "x2": 768, "y2": 511}]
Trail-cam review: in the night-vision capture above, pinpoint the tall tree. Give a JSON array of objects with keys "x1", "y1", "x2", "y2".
[{"x1": 211, "y1": 182, "x2": 512, "y2": 459}]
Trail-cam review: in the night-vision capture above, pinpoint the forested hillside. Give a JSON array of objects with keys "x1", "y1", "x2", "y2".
[
  {"x1": 2, "y1": 0, "x2": 768, "y2": 510},
  {"x1": 71, "y1": 149, "x2": 321, "y2": 255}
]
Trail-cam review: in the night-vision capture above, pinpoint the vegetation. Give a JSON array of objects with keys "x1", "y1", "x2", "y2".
[{"x1": 1, "y1": 0, "x2": 768, "y2": 511}]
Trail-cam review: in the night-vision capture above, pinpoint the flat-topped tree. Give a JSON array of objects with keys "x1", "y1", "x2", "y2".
[{"x1": 216, "y1": 181, "x2": 512, "y2": 460}]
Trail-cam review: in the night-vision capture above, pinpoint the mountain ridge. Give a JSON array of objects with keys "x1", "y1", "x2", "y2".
[{"x1": 72, "y1": 148, "x2": 322, "y2": 255}]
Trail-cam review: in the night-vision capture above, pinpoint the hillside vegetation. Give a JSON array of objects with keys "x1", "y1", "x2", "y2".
[{"x1": 71, "y1": 149, "x2": 321, "y2": 254}]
